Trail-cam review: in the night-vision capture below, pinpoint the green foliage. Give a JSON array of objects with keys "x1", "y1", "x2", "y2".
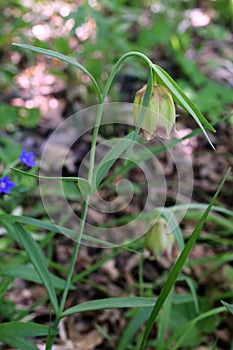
[
  {"x1": 0, "y1": 321, "x2": 56, "y2": 350},
  {"x1": 174, "y1": 57, "x2": 233, "y2": 123},
  {"x1": 12, "y1": 223, "x2": 59, "y2": 314},
  {"x1": 221, "y1": 300, "x2": 233, "y2": 314},
  {"x1": 169, "y1": 300, "x2": 219, "y2": 348},
  {"x1": 62, "y1": 297, "x2": 156, "y2": 317},
  {"x1": 139, "y1": 169, "x2": 229, "y2": 350},
  {"x1": 0, "y1": 104, "x2": 40, "y2": 129},
  {"x1": 0, "y1": 2, "x2": 232, "y2": 350},
  {"x1": 0, "y1": 264, "x2": 74, "y2": 290}
]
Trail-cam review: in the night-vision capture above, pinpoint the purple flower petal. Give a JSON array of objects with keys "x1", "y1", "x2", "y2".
[
  {"x1": 0, "y1": 176, "x2": 16, "y2": 194},
  {"x1": 19, "y1": 149, "x2": 36, "y2": 168}
]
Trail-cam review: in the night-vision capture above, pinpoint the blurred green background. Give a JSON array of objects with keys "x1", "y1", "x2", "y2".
[{"x1": 0, "y1": 0, "x2": 232, "y2": 121}]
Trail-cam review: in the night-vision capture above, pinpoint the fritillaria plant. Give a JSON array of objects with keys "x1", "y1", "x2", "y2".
[{"x1": 0, "y1": 43, "x2": 222, "y2": 350}]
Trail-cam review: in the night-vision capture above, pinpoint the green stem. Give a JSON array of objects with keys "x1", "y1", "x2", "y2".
[
  {"x1": 51, "y1": 51, "x2": 155, "y2": 349},
  {"x1": 88, "y1": 103, "x2": 104, "y2": 182},
  {"x1": 48, "y1": 199, "x2": 90, "y2": 349},
  {"x1": 103, "y1": 51, "x2": 154, "y2": 97},
  {"x1": 59, "y1": 198, "x2": 89, "y2": 313},
  {"x1": 124, "y1": 65, "x2": 153, "y2": 164},
  {"x1": 88, "y1": 51, "x2": 154, "y2": 184},
  {"x1": 3, "y1": 160, "x2": 20, "y2": 176}
]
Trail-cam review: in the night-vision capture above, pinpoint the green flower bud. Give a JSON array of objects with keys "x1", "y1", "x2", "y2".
[
  {"x1": 145, "y1": 218, "x2": 175, "y2": 260},
  {"x1": 133, "y1": 84, "x2": 176, "y2": 140}
]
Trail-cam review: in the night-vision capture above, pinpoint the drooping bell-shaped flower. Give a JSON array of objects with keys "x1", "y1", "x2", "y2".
[
  {"x1": 133, "y1": 83, "x2": 176, "y2": 140},
  {"x1": 145, "y1": 217, "x2": 175, "y2": 260}
]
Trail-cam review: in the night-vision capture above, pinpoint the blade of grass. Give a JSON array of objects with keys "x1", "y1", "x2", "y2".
[
  {"x1": 156, "y1": 289, "x2": 173, "y2": 349},
  {"x1": 72, "y1": 248, "x2": 122, "y2": 283},
  {"x1": 12, "y1": 223, "x2": 59, "y2": 315},
  {"x1": 95, "y1": 324, "x2": 115, "y2": 348},
  {"x1": 177, "y1": 276, "x2": 199, "y2": 314},
  {"x1": 0, "y1": 336, "x2": 38, "y2": 350},
  {"x1": 116, "y1": 308, "x2": 152, "y2": 350},
  {"x1": 62, "y1": 297, "x2": 157, "y2": 317},
  {"x1": 0, "y1": 321, "x2": 56, "y2": 350},
  {"x1": 0, "y1": 264, "x2": 74, "y2": 290},
  {"x1": 212, "y1": 339, "x2": 218, "y2": 350},
  {"x1": 0, "y1": 321, "x2": 56, "y2": 337},
  {"x1": 172, "y1": 203, "x2": 233, "y2": 218},
  {"x1": 139, "y1": 169, "x2": 230, "y2": 350},
  {"x1": 45, "y1": 306, "x2": 53, "y2": 350},
  {"x1": 0, "y1": 215, "x2": 115, "y2": 247},
  {"x1": 14, "y1": 296, "x2": 49, "y2": 322},
  {"x1": 45, "y1": 326, "x2": 52, "y2": 350},
  {"x1": 221, "y1": 300, "x2": 233, "y2": 314},
  {"x1": 0, "y1": 277, "x2": 12, "y2": 298}
]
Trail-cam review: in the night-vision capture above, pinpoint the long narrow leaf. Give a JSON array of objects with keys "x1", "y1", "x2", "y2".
[
  {"x1": 0, "y1": 277, "x2": 12, "y2": 298},
  {"x1": 221, "y1": 300, "x2": 233, "y2": 314},
  {"x1": 12, "y1": 223, "x2": 59, "y2": 314},
  {"x1": 12, "y1": 43, "x2": 101, "y2": 101},
  {"x1": 93, "y1": 132, "x2": 135, "y2": 188},
  {"x1": 0, "y1": 336, "x2": 38, "y2": 350},
  {"x1": 139, "y1": 169, "x2": 230, "y2": 350},
  {"x1": 117, "y1": 294, "x2": 199, "y2": 350},
  {"x1": 0, "y1": 321, "x2": 56, "y2": 337},
  {"x1": 11, "y1": 167, "x2": 82, "y2": 182},
  {"x1": 62, "y1": 297, "x2": 157, "y2": 317},
  {"x1": 0, "y1": 321, "x2": 56, "y2": 350},
  {"x1": 0, "y1": 264, "x2": 74, "y2": 290},
  {"x1": 0, "y1": 215, "x2": 115, "y2": 246},
  {"x1": 11, "y1": 167, "x2": 91, "y2": 194},
  {"x1": 153, "y1": 64, "x2": 215, "y2": 148},
  {"x1": 177, "y1": 276, "x2": 199, "y2": 314},
  {"x1": 156, "y1": 290, "x2": 173, "y2": 348},
  {"x1": 116, "y1": 308, "x2": 152, "y2": 350}
]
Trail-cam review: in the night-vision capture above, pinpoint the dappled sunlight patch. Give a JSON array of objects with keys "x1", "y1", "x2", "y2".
[{"x1": 189, "y1": 8, "x2": 211, "y2": 28}]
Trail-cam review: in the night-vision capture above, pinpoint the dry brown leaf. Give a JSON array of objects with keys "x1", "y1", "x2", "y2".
[{"x1": 73, "y1": 329, "x2": 104, "y2": 350}]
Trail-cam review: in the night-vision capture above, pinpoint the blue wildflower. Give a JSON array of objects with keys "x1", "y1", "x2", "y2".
[
  {"x1": 19, "y1": 149, "x2": 36, "y2": 168},
  {"x1": 0, "y1": 176, "x2": 16, "y2": 194}
]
